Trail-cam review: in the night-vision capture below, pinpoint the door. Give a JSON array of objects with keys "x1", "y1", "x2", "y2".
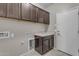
[
  {"x1": 21, "y1": 3, "x2": 31, "y2": 21},
  {"x1": 49, "y1": 35, "x2": 54, "y2": 49},
  {"x1": 35, "y1": 36, "x2": 43, "y2": 54},
  {"x1": 0, "y1": 3, "x2": 7, "y2": 17},
  {"x1": 56, "y1": 8, "x2": 78, "y2": 55},
  {"x1": 43, "y1": 38, "x2": 50, "y2": 53},
  {"x1": 37, "y1": 8, "x2": 44, "y2": 23},
  {"x1": 43, "y1": 11, "x2": 49, "y2": 24},
  {"x1": 7, "y1": 3, "x2": 21, "y2": 19},
  {"x1": 30, "y1": 4, "x2": 38, "y2": 22}
]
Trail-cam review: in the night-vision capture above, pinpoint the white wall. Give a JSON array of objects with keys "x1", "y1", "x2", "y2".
[
  {"x1": 47, "y1": 3, "x2": 79, "y2": 49},
  {"x1": 0, "y1": 17, "x2": 48, "y2": 56}
]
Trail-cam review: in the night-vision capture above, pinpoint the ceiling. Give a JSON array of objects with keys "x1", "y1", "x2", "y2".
[{"x1": 37, "y1": 3, "x2": 53, "y2": 8}]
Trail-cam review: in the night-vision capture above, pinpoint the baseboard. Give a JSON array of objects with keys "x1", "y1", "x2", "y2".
[
  {"x1": 20, "y1": 48, "x2": 72, "y2": 56},
  {"x1": 58, "y1": 50, "x2": 72, "y2": 56}
]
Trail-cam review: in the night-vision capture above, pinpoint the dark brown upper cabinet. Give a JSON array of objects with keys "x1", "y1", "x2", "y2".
[
  {"x1": 0, "y1": 3, "x2": 49, "y2": 24},
  {"x1": 43, "y1": 11, "x2": 49, "y2": 24},
  {"x1": 21, "y1": 3, "x2": 31, "y2": 21},
  {"x1": 37, "y1": 8, "x2": 45, "y2": 23},
  {"x1": 30, "y1": 4, "x2": 38, "y2": 22},
  {"x1": 0, "y1": 3, "x2": 7, "y2": 17},
  {"x1": 7, "y1": 3, "x2": 21, "y2": 19},
  {"x1": 37, "y1": 8, "x2": 49, "y2": 24}
]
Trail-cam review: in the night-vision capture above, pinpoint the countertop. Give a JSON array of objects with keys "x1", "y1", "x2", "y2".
[{"x1": 35, "y1": 32, "x2": 54, "y2": 37}]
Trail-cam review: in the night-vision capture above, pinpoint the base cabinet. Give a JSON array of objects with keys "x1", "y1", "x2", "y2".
[{"x1": 35, "y1": 35, "x2": 54, "y2": 55}]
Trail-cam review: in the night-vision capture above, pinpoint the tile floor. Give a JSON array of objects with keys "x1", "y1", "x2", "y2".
[{"x1": 21, "y1": 49, "x2": 71, "y2": 56}]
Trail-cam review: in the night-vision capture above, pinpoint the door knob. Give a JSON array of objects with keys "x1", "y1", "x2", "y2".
[
  {"x1": 78, "y1": 30, "x2": 79, "y2": 33},
  {"x1": 57, "y1": 32, "x2": 60, "y2": 35},
  {"x1": 57, "y1": 31, "x2": 60, "y2": 35},
  {"x1": 57, "y1": 30, "x2": 60, "y2": 32}
]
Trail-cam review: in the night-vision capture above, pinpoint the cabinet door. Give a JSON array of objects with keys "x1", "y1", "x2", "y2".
[
  {"x1": 50, "y1": 39, "x2": 54, "y2": 49},
  {"x1": 0, "y1": 3, "x2": 7, "y2": 17},
  {"x1": 35, "y1": 36, "x2": 43, "y2": 54},
  {"x1": 44, "y1": 11, "x2": 49, "y2": 24},
  {"x1": 7, "y1": 3, "x2": 21, "y2": 19},
  {"x1": 43, "y1": 38, "x2": 50, "y2": 53},
  {"x1": 22, "y1": 3, "x2": 31, "y2": 21},
  {"x1": 49, "y1": 35, "x2": 54, "y2": 49},
  {"x1": 37, "y1": 8, "x2": 44, "y2": 23},
  {"x1": 30, "y1": 4, "x2": 38, "y2": 22}
]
